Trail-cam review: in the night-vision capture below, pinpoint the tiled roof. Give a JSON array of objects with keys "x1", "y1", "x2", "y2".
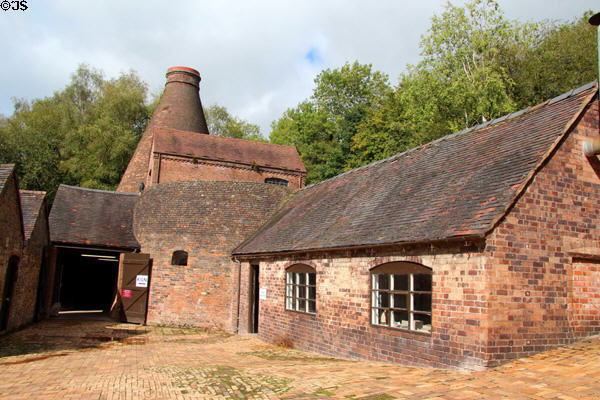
[
  {"x1": 153, "y1": 127, "x2": 306, "y2": 173},
  {"x1": 0, "y1": 164, "x2": 15, "y2": 194},
  {"x1": 49, "y1": 185, "x2": 140, "y2": 249},
  {"x1": 234, "y1": 83, "x2": 597, "y2": 255},
  {"x1": 19, "y1": 190, "x2": 46, "y2": 240}
]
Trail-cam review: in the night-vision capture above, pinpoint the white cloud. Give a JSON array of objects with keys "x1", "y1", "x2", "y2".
[{"x1": 0, "y1": 0, "x2": 595, "y2": 131}]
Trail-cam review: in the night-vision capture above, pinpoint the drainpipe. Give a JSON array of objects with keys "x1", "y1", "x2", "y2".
[{"x1": 584, "y1": 12, "x2": 600, "y2": 157}]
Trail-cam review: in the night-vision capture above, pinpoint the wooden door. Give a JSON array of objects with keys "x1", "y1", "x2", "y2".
[{"x1": 119, "y1": 253, "x2": 151, "y2": 324}]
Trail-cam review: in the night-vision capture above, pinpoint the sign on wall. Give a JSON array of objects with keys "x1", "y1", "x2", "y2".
[
  {"x1": 259, "y1": 287, "x2": 267, "y2": 300},
  {"x1": 136, "y1": 275, "x2": 148, "y2": 288},
  {"x1": 122, "y1": 289, "x2": 132, "y2": 298}
]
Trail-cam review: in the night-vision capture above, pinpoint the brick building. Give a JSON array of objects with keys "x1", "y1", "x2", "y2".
[
  {"x1": 46, "y1": 65, "x2": 600, "y2": 369},
  {"x1": 49, "y1": 67, "x2": 305, "y2": 330},
  {"x1": 0, "y1": 165, "x2": 51, "y2": 332},
  {"x1": 233, "y1": 82, "x2": 600, "y2": 369}
]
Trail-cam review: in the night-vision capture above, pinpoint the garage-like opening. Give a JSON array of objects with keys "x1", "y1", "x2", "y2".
[{"x1": 57, "y1": 247, "x2": 120, "y2": 312}]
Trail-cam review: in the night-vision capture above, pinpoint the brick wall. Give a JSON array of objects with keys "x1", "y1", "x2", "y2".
[
  {"x1": 483, "y1": 98, "x2": 600, "y2": 365},
  {"x1": 242, "y1": 242, "x2": 489, "y2": 369},
  {"x1": 133, "y1": 181, "x2": 293, "y2": 330},
  {"x1": 152, "y1": 155, "x2": 305, "y2": 190},
  {"x1": 0, "y1": 167, "x2": 24, "y2": 331},
  {"x1": 9, "y1": 200, "x2": 50, "y2": 329}
]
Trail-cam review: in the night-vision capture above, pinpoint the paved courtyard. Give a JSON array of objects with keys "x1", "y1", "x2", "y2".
[{"x1": 0, "y1": 315, "x2": 599, "y2": 399}]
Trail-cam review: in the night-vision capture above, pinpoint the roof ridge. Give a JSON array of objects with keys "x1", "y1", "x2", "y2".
[
  {"x1": 60, "y1": 184, "x2": 140, "y2": 196},
  {"x1": 302, "y1": 80, "x2": 598, "y2": 192},
  {"x1": 155, "y1": 126, "x2": 292, "y2": 148}
]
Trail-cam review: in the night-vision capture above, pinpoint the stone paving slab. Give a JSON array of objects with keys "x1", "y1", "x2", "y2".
[{"x1": 0, "y1": 316, "x2": 599, "y2": 399}]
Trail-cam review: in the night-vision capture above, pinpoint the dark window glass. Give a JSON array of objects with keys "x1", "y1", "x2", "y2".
[
  {"x1": 265, "y1": 177, "x2": 289, "y2": 187},
  {"x1": 171, "y1": 250, "x2": 188, "y2": 266}
]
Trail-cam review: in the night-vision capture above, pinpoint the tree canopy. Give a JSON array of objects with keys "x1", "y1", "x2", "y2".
[
  {"x1": 205, "y1": 104, "x2": 266, "y2": 142},
  {"x1": 274, "y1": 1, "x2": 597, "y2": 174},
  {"x1": 0, "y1": 65, "x2": 150, "y2": 200}
]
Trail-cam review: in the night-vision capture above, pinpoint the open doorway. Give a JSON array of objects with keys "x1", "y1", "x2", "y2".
[
  {"x1": 1, "y1": 256, "x2": 19, "y2": 330},
  {"x1": 249, "y1": 264, "x2": 259, "y2": 333},
  {"x1": 57, "y1": 248, "x2": 120, "y2": 312}
]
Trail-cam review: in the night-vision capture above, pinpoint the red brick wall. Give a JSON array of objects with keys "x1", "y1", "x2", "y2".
[
  {"x1": 0, "y1": 168, "x2": 24, "y2": 331},
  {"x1": 10, "y1": 202, "x2": 50, "y2": 329},
  {"x1": 483, "y1": 98, "x2": 600, "y2": 365},
  {"x1": 243, "y1": 243, "x2": 489, "y2": 369},
  {"x1": 133, "y1": 181, "x2": 293, "y2": 330},
  {"x1": 241, "y1": 97, "x2": 600, "y2": 369},
  {"x1": 152, "y1": 155, "x2": 305, "y2": 190}
]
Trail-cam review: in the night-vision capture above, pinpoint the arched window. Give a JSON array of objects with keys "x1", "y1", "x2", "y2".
[
  {"x1": 264, "y1": 177, "x2": 288, "y2": 187},
  {"x1": 171, "y1": 250, "x2": 188, "y2": 266},
  {"x1": 285, "y1": 264, "x2": 316, "y2": 314},
  {"x1": 370, "y1": 262, "x2": 432, "y2": 333}
]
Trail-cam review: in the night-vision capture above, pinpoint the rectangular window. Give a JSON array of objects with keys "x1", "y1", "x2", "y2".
[
  {"x1": 371, "y1": 272, "x2": 431, "y2": 333},
  {"x1": 286, "y1": 271, "x2": 316, "y2": 314}
]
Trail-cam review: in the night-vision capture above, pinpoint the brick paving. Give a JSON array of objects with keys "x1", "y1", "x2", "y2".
[{"x1": 0, "y1": 315, "x2": 599, "y2": 399}]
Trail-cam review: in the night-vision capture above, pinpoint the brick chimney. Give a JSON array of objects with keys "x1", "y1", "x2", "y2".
[{"x1": 150, "y1": 66, "x2": 210, "y2": 134}]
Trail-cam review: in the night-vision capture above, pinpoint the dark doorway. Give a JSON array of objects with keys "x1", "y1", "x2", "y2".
[
  {"x1": 249, "y1": 264, "x2": 259, "y2": 333},
  {"x1": 58, "y1": 248, "x2": 119, "y2": 312},
  {"x1": 1, "y1": 256, "x2": 19, "y2": 330}
]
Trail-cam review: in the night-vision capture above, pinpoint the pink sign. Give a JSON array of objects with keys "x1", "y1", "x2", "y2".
[{"x1": 122, "y1": 289, "x2": 132, "y2": 298}]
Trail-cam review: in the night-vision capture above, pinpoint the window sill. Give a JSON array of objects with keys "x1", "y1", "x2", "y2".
[
  {"x1": 285, "y1": 308, "x2": 316, "y2": 317},
  {"x1": 370, "y1": 323, "x2": 432, "y2": 337}
]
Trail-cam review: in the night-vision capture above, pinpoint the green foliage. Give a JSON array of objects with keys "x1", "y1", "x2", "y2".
[
  {"x1": 0, "y1": 65, "x2": 150, "y2": 199},
  {"x1": 270, "y1": 61, "x2": 390, "y2": 183},
  {"x1": 349, "y1": 1, "x2": 597, "y2": 169},
  {"x1": 502, "y1": 11, "x2": 597, "y2": 108},
  {"x1": 205, "y1": 104, "x2": 266, "y2": 142}
]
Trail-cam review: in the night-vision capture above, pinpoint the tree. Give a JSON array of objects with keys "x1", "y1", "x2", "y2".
[
  {"x1": 0, "y1": 65, "x2": 150, "y2": 199},
  {"x1": 270, "y1": 61, "x2": 390, "y2": 183},
  {"x1": 501, "y1": 12, "x2": 597, "y2": 108},
  {"x1": 205, "y1": 104, "x2": 266, "y2": 142}
]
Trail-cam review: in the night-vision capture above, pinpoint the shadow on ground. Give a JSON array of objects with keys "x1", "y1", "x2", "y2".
[{"x1": 0, "y1": 312, "x2": 148, "y2": 362}]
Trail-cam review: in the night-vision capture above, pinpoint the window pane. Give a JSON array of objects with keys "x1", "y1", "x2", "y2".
[
  {"x1": 286, "y1": 297, "x2": 292, "y2": 309},
  {"x1": 298, "y1": 273, "x2": 306, "y2": 285},
  {"x1": 308, "y1": 286, "x2": 316, "y2": 300},
  {"x1": 393, "y1": 293, "x2": 407, "y2": 309},
  {"x1": 286, "y1": 272, "x2": 292, "y2": 284},
  {"x1": 378, "y1": 292, "x2": 389, "y2": 308},
  {"x1": 298, "y1": 286, "x2": 306, "y2": 299},
  {"x1": 393, "y1": 274, "x2": 408, "y2": 291},
  {"x1": 308, "y1": 273, "x2": 316, "y2": 285},
  {"x1": 375, "y1": 309, "x2": 388, "y2": 325},
  {"x1": 413, "y1": 274, "x2": 432, "y2": 292},
  {"x1": 392, "y1": 310, "x2": 409, "y2": 329},
  {"x1": 413, "y1": 293, "x2": 432, "y2": 312},
  {"x1": 377, "y1": 274, "x2": 389, "y2": 290},
  {"x1": 413, "y1": 313, "x2": 432, "y2": 333},
  {"x1": 298, "y1": 299, "x2": 306, "y2": 311},
  {"x1": 308, "y1": 300, "x2": 316, "y2": 313},
  {"x1": 286, "y1": 283, "x2": 293, "y2": 297}
]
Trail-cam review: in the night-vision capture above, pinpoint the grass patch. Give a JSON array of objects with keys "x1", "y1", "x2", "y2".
[
  {"x1": 149, "y1": 365, "x2": 292, "y2": 399},
  {"x1": 313, "y1": 386, "x2": 339, "y2": 396},
  {"x1": 238, "y1": 348, "x2": 342, "y2": 362}
]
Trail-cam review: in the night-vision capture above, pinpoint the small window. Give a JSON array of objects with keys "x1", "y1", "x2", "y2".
[
  {"x1": 285, "y1": 264, "x2": 316, "y2": 314},
  {"x1": 171, "y1": 250, "x2": 188, "y2": 266},
  {"x1": 371, "y1": 262, "x2": 432, "y2": 333},
  {"x1": 265, "y1": 177, "x2": 288, "y2": 187}
]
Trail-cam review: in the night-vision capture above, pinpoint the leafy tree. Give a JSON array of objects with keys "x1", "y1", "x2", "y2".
[
  {"x1": 0, "y1": 65, "x2": 150, "y2": 199},
  {"x1": 502, "y1": 12, "x2": 597, "y2": 108},
  {"x1": 270, "y1": 61, "x2": 390, "y2": 183},
  {"x1": 205, "y1": 104, "x2": 266, "y2": 142}
]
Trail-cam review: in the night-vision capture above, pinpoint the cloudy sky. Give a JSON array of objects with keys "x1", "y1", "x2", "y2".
[{"x1": 0, "y1": 0, "x2": 595, "y2": 136}]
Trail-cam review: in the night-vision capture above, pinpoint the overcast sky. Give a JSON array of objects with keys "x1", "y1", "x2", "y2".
[{"x1": 0, "y1": 0, "x2": 596, "y2": 136}]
